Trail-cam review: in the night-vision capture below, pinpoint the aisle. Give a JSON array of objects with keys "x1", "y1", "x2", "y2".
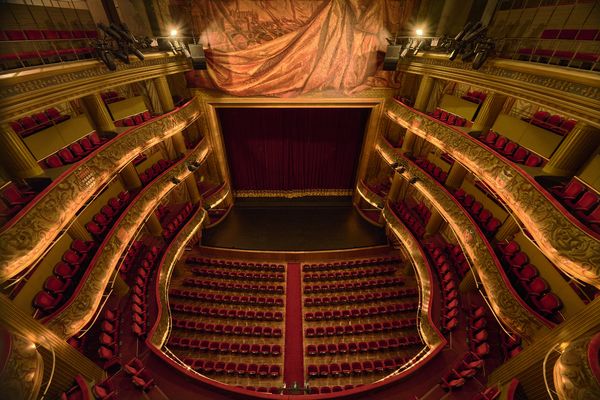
[{"x1": 283, "y1": 262, "x2": 304, "y2": 387}]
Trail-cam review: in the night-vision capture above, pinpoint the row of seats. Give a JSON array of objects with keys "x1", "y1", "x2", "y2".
[
  {"x1": 131, "y1": 246, "x2": 162, "y2": 337},
  {"x1": 500, "y1": 330, "x2": 523, "y2": 360},
  {"x1": 0, "y1": 183, "x2": 41, "y2": 222},
  {"x1": 517, "y1": 47, "x2": 599, "y2": 66},
  {"x1": 0, "y1": 46, "x2": 94, "y2": 66},
  {"x1": 523, "y1": 111, "x2": 577, "y2": 136},
  {"x1": 44, "y1": 131, "x2": 110, "y2": 169},
  {"x1": 302, "y1": 256, "x2": 400, "y2": 272},
  {"x1": 119, "y1": 241, "x2": 144, "y2": 277},
  {"x1": 191, "y1": 267, "x2": 285, "y2": 282},
  {"x1": 60, "y1": 375, "x2": 92, "y2": 400},
  {"x1": 307, "y1": 357, "x2": 407, "y2": 377},
  {"x1": 33, "y1": 239, "x2": 97, "y2": 315},
  {"x1": 132, "y1": 153, "x2": 147, "y2": 166},
  {"x1": 550, "y1": 178, "x2": 600, "y2": 233},
  {"x1": 97, "y1": 308, "x2": 121, "y2": 370},
  {"x1": 306, "y1": 336, "x2": 421, "y2": 356},
  {"x1": 85, "y1": 191, "x2": 132, "y2": 240},
  {"x1": 454, "y1": 188, "x2": 502, "y2": 237},
  {"x1": 183, "y1": 278, "x2": 284, "y2": 294},
  {"x1": 303, "y1": 266, "x2": 395, "y2": 282},
  {"x1": 169, "y1": 338, "x2": 281, "y2": 356},
  {"x1": 461, "y1": 90, "x2": 487, "y2": 104},
  {"x1": 124, "y1": 358, "x2": 156, "y2": 392},
  {"x1": 10, "y1": 107, "x2": 70, "y2": 137},
  {"x1": 171, "y1": 321, "x2": 283, "y2": 337},
  {"x1": 305, "y1": 319, "x2": 417, "y2": 337},
  {"x1": 140, "y1": 159, "x2": 173, "y2": 185},
  {"x1": 304, "y1": 278, "x2": 404, "y2": 294},
  {"x1": 171, "y1": 303, "x2": 283, "y2": 321},
  {"x1": 366, "y1": 179, "x2": 391, "y2": 197},
  {"x1": 186, "y1": 256, "x2": 286, "y2": 272},
  {"x1": 101, "y1": 91, "x2": 125, "y2": 104},
  {"x1": 169, "y1": 288, "x2": 284, "y2": 307},
  {"x1": 445, "y1": 242, "x2": 470, "y2": 279},
  {"x1": 414, "y1": 157, "x2": 449, "y2": 184},
  {"x1": 1, "y1": 29, "x2": 97, "y2": 41},
  {"x1": 479, "y1": 130, "x2": 545, "y2": 167},
  {"x1": 182, "y1": 358, "x2": 281, "y2": 377},
  {"x1": 440, "y1": 352, "x2": 486, "y2": 391},
  {"x1": 390, "y1": 201, "x2": 427, "y2": 238},
  {"x1": 115, "y1": 111, "x2": 153, "y2": 127},
  {"x1": 304, "y1": 302, "x2": 418, "y2": 321},
  {"x1": 430, "y1": 108, "x2": 468, "y2": 127},
  {"x1": 162, "y1": 202, "x2": 194, "y2": 240},
  {"x1": 304, "y1": 288, "x2": 418, "y2": 307}
]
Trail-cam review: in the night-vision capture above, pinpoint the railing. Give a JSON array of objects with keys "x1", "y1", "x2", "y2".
[
  {"x1": 378, "y1": 137, "x2": 553, "y2": 340},
  {"x1": 0, "y1": 98, "x2": 202, "y2": 283},
  {"x1": 357, "y1": 179, "x2": 385, "y2": 210},
  {"x1": 203, "y1": 182, "x2": 230, "y2": 210},
  {"x1": 386, "y1": 100, "x2": 600, "y2": 289},
  {"x1": 43, "y1": 138, "x2": 210, "y2": 339}
]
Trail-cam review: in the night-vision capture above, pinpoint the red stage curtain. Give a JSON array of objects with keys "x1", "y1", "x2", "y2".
[{"x1": 218, "y1": 108, "x2": 370, "y2": 195}]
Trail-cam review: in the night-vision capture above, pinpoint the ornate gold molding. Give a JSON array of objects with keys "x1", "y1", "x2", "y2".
[
  {"x1": 397, "y1": 53, "x2": 600, "y2": 128},
  {"x1": 0, "y1": 53, "x2": 191, "y2": 123},
  {"x1": 148, "y1": 208, "x2": 207, "y2": 348},
  {"x1": 44, "y1": 139, "x2": 210, "y2": 339},
  {"x1": 381, "y1": 206, "x2": 445, "y2": 349},
  {"x1": 378, "y1": 138, "x2": 550, "y2": 339},
  {"x1": 386, "y1": 100, "x2": 600, "y2": 288},
  {"x1": 0, "y1": 99, "x2": 202, "y2": 283},
  {"x1": 203, "y1": 182, "x2": 230, "y2": 209},
  {"x1": 0, "y1": 331, "x2": 43, "y2": 400},
  {"x1": 357, "y1": 179, "x2": 385, "y2": 209},
  {"x1": 554, "y1": 332, "x2": 600, "y2": 400}
]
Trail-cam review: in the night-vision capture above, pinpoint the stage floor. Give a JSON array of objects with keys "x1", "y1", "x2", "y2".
[{"x1": 202, "y1": 197, "x2": 388, "y2": 251}]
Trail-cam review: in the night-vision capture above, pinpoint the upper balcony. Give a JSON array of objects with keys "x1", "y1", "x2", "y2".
[
  {"x1": 0, "y1": 98, "x2": 202, "y2": 283},
  {"x1": 385, "y1": 99, "x2": 600, "y2": 289}
]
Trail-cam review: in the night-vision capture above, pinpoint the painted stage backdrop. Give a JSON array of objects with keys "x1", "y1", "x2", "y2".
[{"x1": 185, "y1": 0, "x2": 416, "y2": 96}]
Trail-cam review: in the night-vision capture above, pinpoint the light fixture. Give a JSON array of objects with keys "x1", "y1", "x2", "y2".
[
  {"x1": 409, "y1": 177, "x2": 418, "y2": 185},
  {"x1": 415, "y1": 28, "x2": 424, "y2": 37},
  {"x1": 170, "y1": 29, "x2": 178, "y2": 38},
  {"x1": 391, "y1": 162, "x2": 399, "y2": 169},
  {"x1": 170, "y1": 177, "x2": 181, "y2": 184}
]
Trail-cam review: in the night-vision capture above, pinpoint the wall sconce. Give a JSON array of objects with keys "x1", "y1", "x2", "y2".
[
  {"x1": 391, "y1": 162, "x2": 399, "y2": 169},
  {"x1": 170, "y1": 177, "x2": 181, "y2": 184},
  {"x1": 396, "y1": 166, "x2": 406, "y2": 173},
  {"x1": 409, "y1": 177, "x2": 418, "y2": 185}
]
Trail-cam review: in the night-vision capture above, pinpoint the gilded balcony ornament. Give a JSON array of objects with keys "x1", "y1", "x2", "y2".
[
  {"x1": 148, "y1": 208, "x2": 207, "y2": 348},
  {"x1": 378, "y1": 139, "x2": 550, "y2": 339},
  {"x1": 0, "y1": 99, "x2": 202, "y2": 283},
  {"x1": 357, "y1": 179, "x2": 385, "y2": 210},
  {"x1": 554, "y1": 332, "x2": 600, "y2": 400},
  {"x1": 386, "y1": 100, "x2": 600, "y2": 289},
  {"x1": 44, "y1": 140, "x2": 210, "y2": 339},
  {"x1": 203, "y1": 182, "x2": 230, "y2": 209},
  {"x1": 0, "y1": 330, "x2": 43, "y2": 400},
  {"x1": 381, "y1": 206, "x2": 444, "y2": 349}
]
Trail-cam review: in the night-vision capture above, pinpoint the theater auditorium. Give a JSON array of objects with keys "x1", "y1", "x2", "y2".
[{"x1": 0, "y1": 0, "x2": 599, "y2": 399}]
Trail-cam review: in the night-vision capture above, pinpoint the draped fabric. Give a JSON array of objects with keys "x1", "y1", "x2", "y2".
[
  {"x1": 218, "y1": 108, "x2": 371, "y2": 195},
  {"x1": 186, "y1": 0, "x2": 415, "y2": 96}
]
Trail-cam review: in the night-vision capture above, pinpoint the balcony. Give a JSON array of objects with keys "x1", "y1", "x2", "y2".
[
  {"x1": 44, "y1": 138, "x2": 210, "y2": 338},
  {"x1": 379, "y1": 138, "x2": 553, "y2": 339},
  {"x1": 0, "y1": 99, "x2": 202, "y2": 283},
  {"x1": 386, "y1": 100, "x2": 600, "y2": 289}
]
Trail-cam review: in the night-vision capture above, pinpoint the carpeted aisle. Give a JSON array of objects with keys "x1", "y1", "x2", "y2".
[{"x1": 283, "y1": 262, "x2": 304, "y2": 387}]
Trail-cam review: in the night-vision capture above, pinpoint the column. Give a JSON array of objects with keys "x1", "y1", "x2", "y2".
[
  {"x1": 0, "y1": 128, "x2": 44, "y2": 179},
  {"x1": 459, "y1": 270, "x2": 477, "y2": 293},
  {"x1": 495, "y1": 216, "x2": 520, "y2": 242},
  {"x1": 445, "y1": 162, "x2": 468, "y2": 189},
  {"x1": 81, "y1": 93, "x2": 116, "y2": 132},
  {"x1": 171, "y1": 126, "x2": 201, "y2": 204},
  {"x1": 543, "y1": 123, "x2": 600, "y2": 176},
  {"x1": 67, "y1": 220, "x2": 93, "y2": 242},
  {"x1": 119, "y1": 163, "x2": 142, "y2": 190},
  {"x1": 470, "y1": 92, "x2": 507, "y2": 134},
  {"x1": 153, "y1": 76, "x2": 175, "y2": 113},
  {"x1": 146, "y1": 213, "x2": 163, "y2": 236},
  {"x1": 387, "y1": 173, "x2": 404, "y2": 203},
  {"x1": 402, "y1": 75, "x2": 436, "y2": 153},
  {"x1": 425, "y1": 208, "x2": 444, "y2": 235}
]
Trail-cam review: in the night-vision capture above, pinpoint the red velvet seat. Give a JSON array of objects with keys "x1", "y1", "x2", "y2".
[
  {"x1": 566, "y1": 191, "x2": 598, "y2": 212},
  {"x1": 525, "y1": 277, "x2": 550, "y2": 297},
  {"x1": 92, "y1": 379, "x2": 116, "y2": 400},
  {"x1": 551, "y1": 179, "x2": 585, "y2": 201},
  {"x1": 58, "y1": 148, "x2": 80, "y2": 164},
  {"x1": 54, "y1": 262, "x2": 79, "y2": 279},
  {"x1": 44, "y1": 276, "x2": 71, "y2": 294},
  {"x1": 511, "y1": 147, "x2": 529, "y2": 163},
  {"x1": 531, "y1": 293, "x2": 563, "y2": 317},
  {"x1": 132, "y1": 369, "x2": 155, "y2": 391},
  {"x1": 524, "y1": 154, "x2": 543, "y2": 167}
]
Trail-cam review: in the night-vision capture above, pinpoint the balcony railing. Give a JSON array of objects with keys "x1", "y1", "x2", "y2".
[
  {"x1": 0, "y1": 99, "x2": 202, "y2": 283},
  {"x1": 43, "y1": 139, "x2": 210, "y2": 339},
  {"x1": 379, "y1": 137, "x2": 553, "y2": 339},
  {"x1": 357, "y1": 179, "x2": 385, "y2": 210},
  {"x1": 386, "y1": 100, "x2": 600, "y2": 289}
]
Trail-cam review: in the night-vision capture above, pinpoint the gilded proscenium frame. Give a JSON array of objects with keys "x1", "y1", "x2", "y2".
[
  {"x1": 0, "y1": 99, "x2": 202, "y2": 283},
  {"x1": 193, "y1": 87, "x2": 394, "y2": 201},
  {"x1": 0, "y1": 53, "x2": 191, "y2": 124},
  {"x1": 44, "y1": 139, "x2": 210, "y2": 339},
  {"x1": 396, "y1": 53, "x2": 600, "y2": 128},
  {"x1": 381, "y1": 206, "x2": 445, "y2": 349},
  {"x1": 378, "y1": 138, "x2": 550, "y2": 339},
  {"x1": 148, "y1": 208, "x2": 207, "y2": 348},
  {"x1": 386, "y1": 100, "x2": 600, "y2": 288}
]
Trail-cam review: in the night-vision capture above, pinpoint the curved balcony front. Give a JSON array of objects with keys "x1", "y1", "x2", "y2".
[
  {"x1": 357, "y1": 179, "x2": 385, "y2": 209},
  {"x1": 44, "y1": 139, "x2": 210, "y2": 339},
  {"x1": 0, "y1": 99, "x2": 202, "y2": 283},
  {"x1": 203, "y1": 182, "x2": 230, "y2": 209},
  {"x1": 386, "y1": 100, "x2": 600, "y2": 288},
  {"x1": 378, "y1": 137, "x2": 552, "y2": 339}
]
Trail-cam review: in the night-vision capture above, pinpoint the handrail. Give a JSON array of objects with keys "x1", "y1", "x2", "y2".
[
  {"x1": 357, "y1": 179, "x2": 385, "y2": 209},
  {"x1": 386, "y1": 99, "x2": 600, "y2": 289},
  {"x1": 378, "y1": 137, "x2": 552, "y2": 339},
  {"x1": 43, "y1": 138, "x2": 210, "y2": 339},
  {"x1": 0, "y1": 98, "x2": 202, "y2": 283},
  {"x1": 203, "y1": 182, "x2": 230, "y2": 209}
]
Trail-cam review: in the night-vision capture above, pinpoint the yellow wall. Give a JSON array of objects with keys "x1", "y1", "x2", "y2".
[
  {"x1": 578, "y1": 153, "x2": 600, "y2": 193},
  {"x1": 24, "y1": 114, "x2": 95, "y2": 160},
  {"x1": 461, "y1": 179, "x2": 509, "y2": 222},
  {"x1": 438, "y1": 94, "x2": 479, "y2": 121},
  {"x1": 108, "y1": 96, "x2": 148, "y2": 121},
  {"x1": 492, "y1": 114, "x2": 563, "y2": 159}
]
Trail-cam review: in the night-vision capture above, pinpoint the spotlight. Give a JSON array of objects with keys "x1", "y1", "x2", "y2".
[
  {"x1": 415, "y1": 28, "x2": 424, "y2": 37},
  {"x1": 397, "y1": 166, "x2": 406, "y2": 173},
  {"x1": 391, "y1": 162, "x2": 399, "y2": 169},
  {"x1": 170, "y1": 177, "x2": 181, "y2": 184},
  {"x1": 409, "y1": 177, "x2": 418, "y2": 185},
  {"x1": 170, "y1": 29, "x2": 178, "y2": 38}
]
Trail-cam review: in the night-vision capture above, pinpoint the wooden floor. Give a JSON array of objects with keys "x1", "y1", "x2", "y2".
[{"x1": 202, "y1": 197, "x2": 388, "y2": 251}]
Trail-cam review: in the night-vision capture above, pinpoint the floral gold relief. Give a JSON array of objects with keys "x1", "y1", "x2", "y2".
[
  {"x1": 386, "y1": 101, "x2": 600, "y2": 289},
  {"x1": 0, "y1": 99, "x2": 202, "y2": 283},
  {"x1": 554, "y1": 332, "x2": 600, "y2": 400},
  {"x1": 0, "y1": 331, "x2": 43, "y2": 400}
]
